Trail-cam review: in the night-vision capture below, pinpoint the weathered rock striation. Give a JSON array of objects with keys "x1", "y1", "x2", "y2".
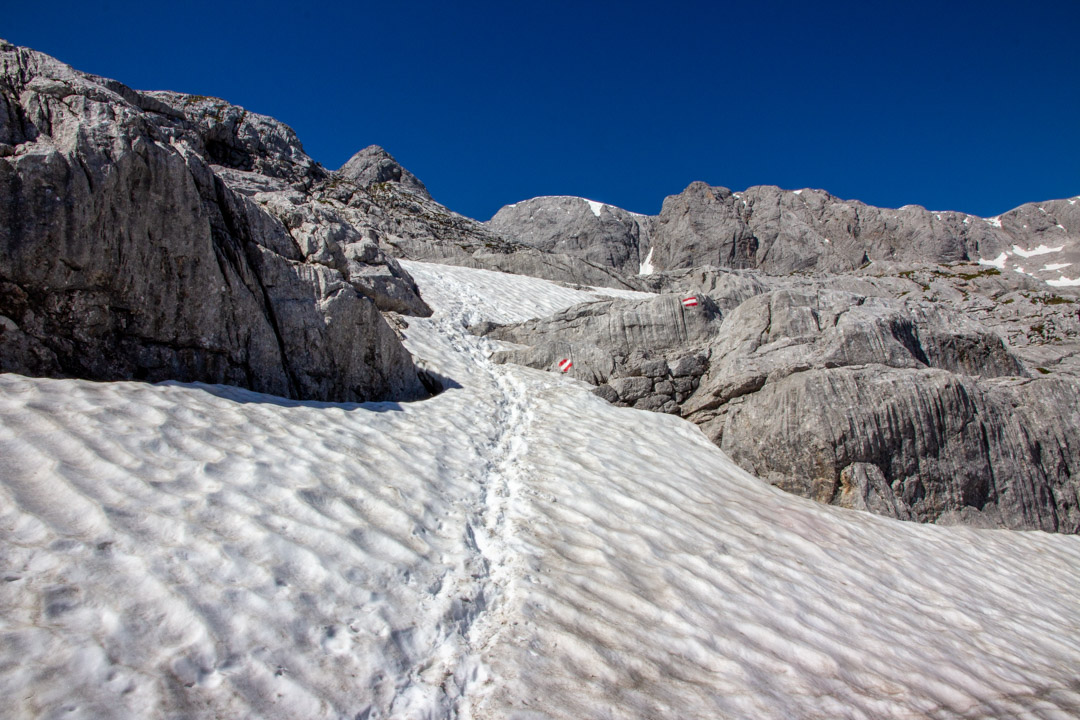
[
  {"x1": 0, "y1": 41, "x2": 426, "y2": 402},
  {"x1": 478, "y1": 293, "x2": 719, "y2": 414},
  {"x1": 489, "y1": 182, "x2": 1080, "y2": 286},
  {"x1": 480, "y1": 268, "x2": 1080, "y2": 532}
]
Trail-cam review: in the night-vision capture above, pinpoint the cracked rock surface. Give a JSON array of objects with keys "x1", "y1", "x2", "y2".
[
  {"x1": 482, "y1": 266, "x2": 1080, "y2": 531},
  {"x1": 0, "y1": 41, "x2": 426, "y2": 402}
]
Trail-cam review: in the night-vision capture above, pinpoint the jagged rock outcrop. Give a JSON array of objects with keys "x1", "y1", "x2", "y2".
[
  {"x1": 313, "y1": 149, "x2": 647, "y2": 291},
  {"x1": 646, "y1": 182, "x2": 1080, "y2": 280},
  {"x1": 644, "y1": 261, "x2": 1080, "y2": 375},
  {"x1": 479, "y1": 293, "x2": 719, "y2": 392},
  {"x1": 0, "y1": 41, "x2": 426, "y2": 402},
  {"x1": 337, "y1": 144, "x2": 430, "y2": 196},
  {"x1": 488, "y1": 183, "x2": 1080, "y2": 288},
  {"x1": 136, "y1": 97, "x2": 432, "y2": 318},
  {"x1": 482, "y1": 273, "x2": 1080, "y2": 531},
  {"x1": 718, "y1": 367, "x2": 1080, "y2": 532},
  {"x1": 487, "y1": 196, "x2": 650, "y2": 276}
]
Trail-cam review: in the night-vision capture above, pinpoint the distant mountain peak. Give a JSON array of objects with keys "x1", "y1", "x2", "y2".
[{"x1": 336, "y1": 145, "x2": 429, "y2": 198}]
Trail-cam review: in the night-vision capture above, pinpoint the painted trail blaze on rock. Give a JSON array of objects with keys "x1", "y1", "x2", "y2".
[
  {"x1": 682, "y1": 296, "x2": 699, "y2": 307},
  {"x1": 558, "y1": 358, "x2": 573, "y2": 373}
]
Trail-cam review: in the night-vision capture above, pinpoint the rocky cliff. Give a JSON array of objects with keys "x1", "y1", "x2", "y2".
[
  {"x1": 0, "y1": 41, "x2": 426, "y2": 402},
  {"x1": 646, "y1": 182, "x2": 1080, "y2": 280},
  {"x1": 477, "y1": 263, "x2": 1080, "y2": 531},
  {"x1": 3, "y1": 40, "x2": 1077, "y2": 531},
  {"x1": 313, "y1": 148, "x2": 647, "y2": 291},
  {"x1": 487, "y1": 182, "x2": 1080, "y2": 287}
]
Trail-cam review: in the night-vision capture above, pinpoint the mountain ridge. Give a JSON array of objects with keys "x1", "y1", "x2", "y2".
[
  {"x1": 487, "y1": 183, "x2": 1080, "y2": 286},
  {"x1": 2, "y1": 39, "x2": 1078, "y2": 532}
]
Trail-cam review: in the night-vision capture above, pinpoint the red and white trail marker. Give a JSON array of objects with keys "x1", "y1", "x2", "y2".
[
  {"x1": 681, "y1": 296, "x2": 699, "y2": 308},
  {"x1": 558, "y1": 358, "x2": 573, "y2": 373}
]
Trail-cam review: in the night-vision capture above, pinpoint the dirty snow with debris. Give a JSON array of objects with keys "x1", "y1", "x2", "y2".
[{"x1": 4, "y1": 262, "x2": 1080, "y2": 719}]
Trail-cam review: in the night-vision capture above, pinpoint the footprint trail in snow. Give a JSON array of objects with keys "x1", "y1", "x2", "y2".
[{"x1": 2, "y1": 260, "x2": 1080, "y2": 719}]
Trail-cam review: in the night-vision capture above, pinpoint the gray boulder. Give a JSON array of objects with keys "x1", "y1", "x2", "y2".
[
  {"x1": 479, "y1": 294, "x2": 720, "y2": 384},
  {"x1": 475, "y1": 294, "x2": 718, "y2": 410},
  {"x1": 0, "y1": 41, "x2": 425, "y2": 402},
  {"x1": 484, "y1": 293, "x2": 721, "y2": 354}
]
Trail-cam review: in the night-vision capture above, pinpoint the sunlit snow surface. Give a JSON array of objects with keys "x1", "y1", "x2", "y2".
[
  {"x1": 978, "y1": 252, "x2": 1008, "y2": 269},
  {"x1": 639, "y1": 247, "x2": 655, "y2": 275},
  {"x1": 4, "y1": 262, "x2": 1080, "y2": 719},
  {"x1": 1013, "y1": 244, "x2": 1065, "y2": 259}
]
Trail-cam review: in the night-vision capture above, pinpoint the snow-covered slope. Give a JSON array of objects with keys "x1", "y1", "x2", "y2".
[{"x1": 3, "y1": 262, "x2": 1080, "y2": 719}]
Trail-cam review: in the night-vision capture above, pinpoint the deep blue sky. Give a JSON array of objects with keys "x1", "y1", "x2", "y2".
[{"x1": 6, "y1": 1, "x2": 1079, "y2": 220}]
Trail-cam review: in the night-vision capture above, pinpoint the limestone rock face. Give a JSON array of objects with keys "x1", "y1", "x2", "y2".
[
  {"x1": 487, "y1": 196, "x2": 650, "y2": 276},
  {"x1": 144, "y1": 90, "x2": 327, "y2": 190},
  {"x1": 718, "y1": 368, "x2": 1080, "y2": 532},
  {"x1": 313, "y1": 150, "x2": 647, "y2": 291},
  {"x1": 646, "y1": 182, "x2": 1080, "y2": 279},
  {"x1": 687, "y1": 286, "x2": 1079, "y2": 532},
  {"x1": 337, "y1": 144, "x2": 430, "y2": 197},
  {"x1": 485, "y1": 181, "x2": 1080, "y2": 286},
  {"x1": 483, "y1": 268, "x2": 1080, "y2": 531},
  {"x1": 0, "y1": 41, "x2": 426, "y2": 402},
  {"x1": 475, "y1": 293, "x2": 720, "y2": 406}
]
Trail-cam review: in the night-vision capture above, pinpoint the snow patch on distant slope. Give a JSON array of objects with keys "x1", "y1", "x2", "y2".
[
  {"x1": 1048, "y1": 276, "x2": 1080, "y2": 287},
  {"x1": 585, "y1": 199, "x2": 604, "y2": 217},
  {"x1": 399, "y1": 260, "x2": 650, "y2": 326},
  {"x1": 639, "y1": 247, "x2": 655, "y2": 275},
  {"x1": 1013, "y1": 243, "x2": 1064, "y2": 258},
  {"x1": 978, "y1": 252, "x2": 1008, "y2": 269}
]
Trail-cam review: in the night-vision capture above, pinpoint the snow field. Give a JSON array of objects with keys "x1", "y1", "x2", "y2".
[
  {"x1": 0, "y1": 372, "x2": 505, "y2": 719},
  {"x1": 3, "y1": 260, "x2": 1080, "y2": 718},
  {"x1": 1013, "y1": 244, "x2": 1064, "y2": 259},
  {"x1": 484, "y1": 378, "x2": 1080, "y2": 718}
]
